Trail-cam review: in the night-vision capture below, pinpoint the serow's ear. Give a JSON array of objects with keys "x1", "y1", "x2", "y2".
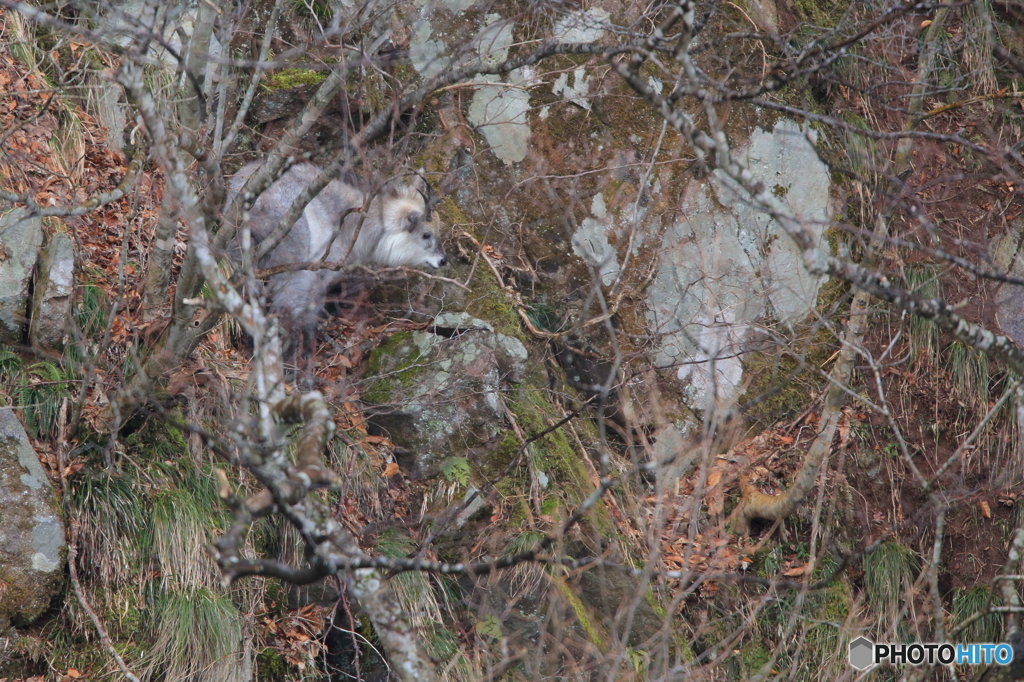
[
  {"x1": 412, "y1": 168, "x2": 436, "y2": 220},
  {"x1": 412, "y1": 167, "x2": 429, "y2": 196},
  {"x1": 403, "y1": 211, "x2": 424, "y2": 233}
]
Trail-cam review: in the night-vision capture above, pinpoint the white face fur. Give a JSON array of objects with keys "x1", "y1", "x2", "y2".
[{"x1": 376, "y1": 187, "x2": 447, "y2": 269}]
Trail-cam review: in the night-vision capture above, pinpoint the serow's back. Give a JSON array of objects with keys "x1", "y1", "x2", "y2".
[{"x1": 224, "y1": 161, "x2": 446, "y2": 357}]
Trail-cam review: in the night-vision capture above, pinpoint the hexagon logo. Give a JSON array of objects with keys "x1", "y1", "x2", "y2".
[{"x1": 849, "y1": 637, "x2": 875, "y2": 670}]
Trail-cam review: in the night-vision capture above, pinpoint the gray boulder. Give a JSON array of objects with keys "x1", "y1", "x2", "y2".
[
  {"x1": 30, "y1": 231, "x2": 75, "y2": 351},
  {"x1": 991, "y1": 218, "x2": 1024, "y2": 346},
  {"x1": 364, "y1": 312, "x2": 528, "y2": 478},
  {"x1": 644, "y1": 119, "x2": 832, "y2": 408},
  {"x1": 0, "y1": 209, "x2": 44, "y2": 345},
  {"x1": 0, "y1": 408, "x2": 66, "y2": 628}
]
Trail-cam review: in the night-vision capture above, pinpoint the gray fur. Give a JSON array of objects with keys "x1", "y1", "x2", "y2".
[{"x1": 225, "y1": 162, "x2": 446, "y2": 342}]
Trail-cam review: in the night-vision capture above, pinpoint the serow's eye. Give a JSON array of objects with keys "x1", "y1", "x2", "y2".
[{"x1": 422, "y1": 232, "x2": 431, "y2": 240}]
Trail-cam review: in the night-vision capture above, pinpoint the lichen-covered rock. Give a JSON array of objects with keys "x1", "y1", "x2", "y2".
[
  {"x1": 0, "y1": 408, "x2": 66, "y2": 628},
  {"x1": 644, "y1": 119, "x2": 832, "y2": 408},
  {"x1": 992, "y1": 217, "x2": 1024, "y2": 346},
  {"x1": 364, "y1": 312, "x2": 528, "y2": 478},
  {"x1": 464, "y1": 15, "x2": 532, "y2": 165},
  {"x1": 571, "y1": 193, "x2": 620, "y2": 286},
  {"x1": 100, "y1": 0, "x2": 222, "y2": 69},
  {"x1": 0, "y1": 209, "x2": 44, "y2": 345},
  {"x1": 29, "y1": 231, "x2": 75, "y2": 351}
]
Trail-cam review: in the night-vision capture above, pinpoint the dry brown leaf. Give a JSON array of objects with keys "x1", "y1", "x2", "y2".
[
  {"x1": 783, "y1": 564, "x2": 807, "y2": 577},
  {"x1": 62, "y1": 462, "x2": 84, "y2": 477},
  {"x1": 706, "y1": 469, "x2": 722, "y2": 490},
  {"x1": 382, "y1": 462, "x2": 400, "y2": 478},
  {"x1": 838, "y1": 407, "x2": 853, "y2": 448},
  {"x1": 482, "y1": 244, "x2": 504, "y2": 260}
]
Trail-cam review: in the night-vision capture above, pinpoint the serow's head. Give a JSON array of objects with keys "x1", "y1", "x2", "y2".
[{"x1": 378, "y1": 169, "x2": 447, "y2": 269}]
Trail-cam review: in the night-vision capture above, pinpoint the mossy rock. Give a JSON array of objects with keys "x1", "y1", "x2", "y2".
[
  {"x1": 0, "y1": 408, "x2": 66, "y2": 629},
  {"x1": 259, "y1": 68, "x2": 328, "y2": 93},
  {"x1": 361, "y1": 316, "x2": 527, "y2": 478}
]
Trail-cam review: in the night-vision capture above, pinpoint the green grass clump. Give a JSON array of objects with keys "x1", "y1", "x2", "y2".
[
  {"x1": 151, "y1": 486, "x2": 219, "y2": 590},
  {"x1": 863, "y1": 542, "x2": 918, "y2": 629},
  {"x1": 76, "y1": 283, "x2": 109, "y2": 339},
  {"x1": 146, "y1": 588, "x2": 245, "y2": 682},
  {"x1": 0, "y1": 348, "x2": 77, "y2": 439},
  {"x1": 947, "y1": 339, "x2": 989, "y2": 412},
  {"x1": 952, "y1": 586, "x2": 1001, "y2": 643},
  {"x1": 802, "y1": 580, "x2": 851, "y2": 670},
  {"x1": 525, "y1": 301, "x2": 567, "y2": 333},
  {"x1": 502, "y1": 530, "x2": 547, "y2": 592},
  {"x1": 905, "y1": 264, "x2": 943, "y2": 366},
  {"x1": 372, "y1": 530, "x2": 464, "y2": 675},
  {"x1": 69, "y1": 468, "x2": 153, "y2": 590},
  {"x1": 68, "y1": 451, "x2": 245, "y2": 679},
  {"x1": 291, "y1": 0, "x2": 333, "y2": 25}
]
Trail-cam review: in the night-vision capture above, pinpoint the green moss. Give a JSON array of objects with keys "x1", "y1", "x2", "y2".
[
  {"x1": 816, "y1": 274, "x2": 852, "y2": 317},
  {"x1": 738, "y1": 330, "x2": 833, "y2": 428},
  {"x1": 102, "y1": 587, "x2": 144, "y2": 636},
  {"x1": 367, "y1": 331, "x2": 414, "y2": 374},
  {"x1": 497, "y1": 389, "x2": 619, "y2": 539},
  {"x1": 536, "y1": 100, "x2": 602, "y2": 142},
  {"x1": 257, "y1": 648, "x2": 293, "y2": 681},
  {"x1": 437, "y1": 194, "x2": 528, "y2": 341},
  {"x1": 740, "y1": 641, "x2": 770, "y2": 675},
  {"x1": 436, "y1": 195, "x2": 470, "y2": 230},
  {"x1": 789, "y1": 0, "x2": 842, "y2": 26},
  {"x1": 555, "y1": 578, "x2": 607, "y2": 652},
  {"x1": 804, "y1": 580, "x2": 850, "y2": 662},
  {"x1": 363, "y1": 331, "x2": 424, "y2": 404},
  {"x1": 122, "y1": 413, "x2": 189, "y2": 461},
  {"x1": 46, "y1": 629, "x2": 111, "y2": 680},
  {"x1": 262, "y1": 580, "x2": 288, "y2": 617},
  {"x1": 739, "y1": 266, "x2": 845, "y2": 428},
  {"x1": 486, "y1": 431, "x2": 521, "y2": 477},
  {"x1": 391, "y1": 61, "x2": 419, "y2": 86},
  {"x1": 539, "y1": 496, "x2": 561, "y2": 517},
  {"x1": 507, "y1": 391, "x2": 588, "y2": 498},
  {"x1": 823, "y1": 226, "x2": 844, "y2": 259},
  {"x1": 259, "y1": 68, "x2": 328, "y2": 92},
  {"x1": 362, "y1": 71, "x2": 389, "y2": 112},
  {"x1": 464, "y1": 261, "x2": 526, "y2": 341}
]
